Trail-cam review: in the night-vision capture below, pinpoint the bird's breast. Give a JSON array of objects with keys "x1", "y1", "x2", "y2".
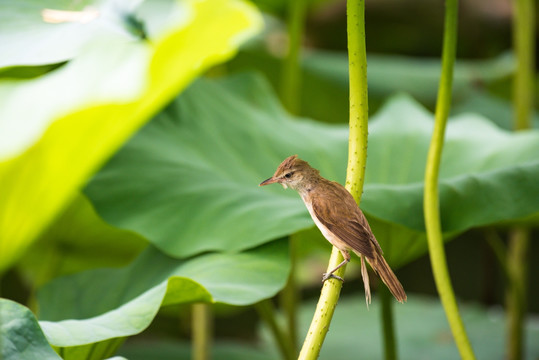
[{"x1": 301, "y1": 195, "x2": 349, "y2": 251}]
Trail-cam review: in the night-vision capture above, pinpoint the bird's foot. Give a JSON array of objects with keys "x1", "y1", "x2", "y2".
[{"x1": 322, "y1": 273, "x2": 344, "y2": 283}]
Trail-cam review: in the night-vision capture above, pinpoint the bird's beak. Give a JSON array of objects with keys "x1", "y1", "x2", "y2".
[{"x1": 259, "y1": 177, "x2": 279, "y2": 186}]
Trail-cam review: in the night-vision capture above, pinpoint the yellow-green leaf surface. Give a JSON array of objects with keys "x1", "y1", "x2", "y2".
[
  {"x1": 18, "y1": 193, "x2": 147, "y2": 287},
  {"x1": 86, "y1": 74, "x2": 539, "y2": 266},
  {"x1": 0, "y1": 0, "x2": 262, "y2": 273}
]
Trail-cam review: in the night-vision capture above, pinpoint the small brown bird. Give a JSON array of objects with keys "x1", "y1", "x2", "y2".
[{"x1": 260, "y1": 155, "x2": 406, "y2": 304}]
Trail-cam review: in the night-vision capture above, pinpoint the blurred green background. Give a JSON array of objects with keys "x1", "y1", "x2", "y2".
[{"x1": 0, "y1": 0, "x2": 537, "y2": 359}]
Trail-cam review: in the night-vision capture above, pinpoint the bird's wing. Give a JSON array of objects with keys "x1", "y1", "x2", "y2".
[{"x1": 311, "y1": 182, "x2": 378, "y2": 258}]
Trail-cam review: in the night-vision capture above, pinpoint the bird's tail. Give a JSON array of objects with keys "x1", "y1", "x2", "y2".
[
  {"x1": 360, "y1": 255, "x2": 371, "y2": 307},
  {"x1": 368, "y1": 253, "x2": 407, "y2": 303}
]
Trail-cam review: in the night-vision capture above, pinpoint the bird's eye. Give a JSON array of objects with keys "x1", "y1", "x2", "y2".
[{"x1": 284, "y1": 172, "x2": 293, "y2": 179}]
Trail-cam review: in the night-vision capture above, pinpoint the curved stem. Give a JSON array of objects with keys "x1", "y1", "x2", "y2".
[
  {"x1": 298, "y1": 0, "x2": 368, "y2": 358},
  {"x1": 423, "y1": 0, "x2": 476, "y2": 359}
]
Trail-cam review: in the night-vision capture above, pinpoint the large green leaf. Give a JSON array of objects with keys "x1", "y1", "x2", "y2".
[
  {"x1": 362, "y1": 96, "x2": 539, "y2": 232},
  {"x1": 0, "y1": 299, "x2": 61, "y2": 360},
  {"x1": 85, "y1": 73, "x2": 539, "y2": 265},
  {"x1": 85, "y1": 74, "x2": 344, "y2": 258},
  {"x1": 0, "y1": 0, "x2": 262, "y2": 273},
  {"x1": 36, "y1": 239, "x2": 288, "y2": 359}
]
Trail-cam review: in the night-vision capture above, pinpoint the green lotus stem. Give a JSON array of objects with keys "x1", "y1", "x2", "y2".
[
  {"x1": 280, "y1": 234, "x2": 299, "y2": 353},
  {"x1": 512, "y1": 0, "x2": 534, "y2": 132},
  {"x1": 485, "y1": 230, "x2": 510, "y2": 279},
  {"x1": 506, "y1": 229, "x2": 529, "y2": 360},
  {"x1": 344, "y1": 0, "x2": 369, "y2": 201},
  {"x1": 192, "y1": 303, "x2": 212, "y2": 360},
  {"x1": 281, "y1": 0, "x2": 307, "y2": 114},
  {"x1": 280, "y1": 0, "x2": 307, "y2": 349},
  {"x1": 255, "y1": 299, "x2": 295, "y2": 360},
  {"x1": 423, "y1": 1, "x2": 476, "y2": 359},
  {"x1": 298, "y1": 0, "x2": 368, "y2": 359},
  {"x1": 380, "y1": 286, "x2": 397, "y2": 360},
  {"x1": 507, "y1": 1, "x2": 534, "y2": 358}
]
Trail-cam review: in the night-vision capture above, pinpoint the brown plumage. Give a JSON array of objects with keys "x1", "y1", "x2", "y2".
[{"x1": 260, "y1": 155, "x2": 406, "y2": 304}]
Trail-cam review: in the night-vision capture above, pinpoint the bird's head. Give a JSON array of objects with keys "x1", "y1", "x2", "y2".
[{"x1": 259, "y1": 155, "x2": 319, "y2": 191}]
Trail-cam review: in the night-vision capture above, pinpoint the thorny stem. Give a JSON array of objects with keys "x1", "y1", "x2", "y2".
[{"x1": 298, "y1": 0, "x2": 368, "y2": 359}]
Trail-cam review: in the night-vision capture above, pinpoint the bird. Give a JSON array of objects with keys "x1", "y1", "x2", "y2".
[{"x1": 260, "y1": 155, "x2": 406, "y2": 304}]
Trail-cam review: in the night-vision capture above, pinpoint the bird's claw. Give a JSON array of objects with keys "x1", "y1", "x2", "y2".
[{"x1": 322, "y1": 273, "x2": 344, "y2": 283}]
